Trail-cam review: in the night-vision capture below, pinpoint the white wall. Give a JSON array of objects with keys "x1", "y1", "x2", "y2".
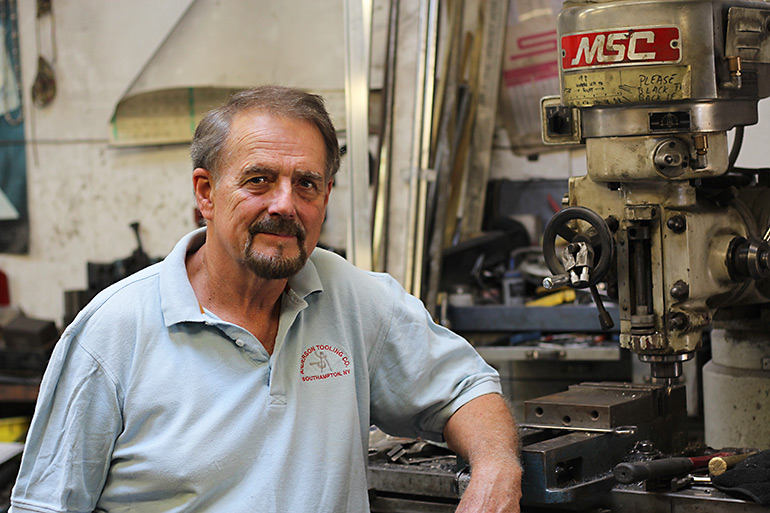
[
  {"x1": 0, "y1": 1, "x2": 197, "y2": 325},
  {"x1": 733, "y1": 98, "x2": 770, "y2": 169}
]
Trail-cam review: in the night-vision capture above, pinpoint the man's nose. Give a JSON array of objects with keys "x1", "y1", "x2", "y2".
[{"x1": 267, "y1": 181, "x2": 296, "y2": 216}]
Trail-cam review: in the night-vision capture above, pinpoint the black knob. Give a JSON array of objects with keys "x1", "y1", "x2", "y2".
[
  {"x1": 670, "y1": 280, "x2": 689, "y2": 301},
  {"x1": 667, "y1": 215, "x2": 686, "y2": 233}
]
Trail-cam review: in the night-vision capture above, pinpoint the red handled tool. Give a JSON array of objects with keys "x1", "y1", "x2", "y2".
[{"x1": 614, "y1": 452, "x2": 732, "y2": 484}]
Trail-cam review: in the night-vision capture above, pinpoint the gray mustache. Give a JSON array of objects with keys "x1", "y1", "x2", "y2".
[{"x1": 249, "y1": 217, "x2": 306, "y2": 241}]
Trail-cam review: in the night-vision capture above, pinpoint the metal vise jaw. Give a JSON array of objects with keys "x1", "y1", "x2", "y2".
[{"x1": 519, "y1": 382, "x2": 687, "y2": 510}]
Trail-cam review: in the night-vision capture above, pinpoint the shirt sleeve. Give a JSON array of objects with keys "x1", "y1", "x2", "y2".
[
  {"x1": 368, "y1": 278, "x2": 501, "y2": 442},
  {"x1": 10, "y1": 330, "x2": 123, "y2": 513}
]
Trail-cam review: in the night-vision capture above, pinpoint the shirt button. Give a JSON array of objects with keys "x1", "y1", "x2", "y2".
[{"x1": 235, "y1": 339, "x2": 245, "y2": 347}]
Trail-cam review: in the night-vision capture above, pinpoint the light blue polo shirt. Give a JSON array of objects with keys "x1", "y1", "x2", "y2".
[{"x1": 11, "y1": 228, "x2": 501, "y2": 513}]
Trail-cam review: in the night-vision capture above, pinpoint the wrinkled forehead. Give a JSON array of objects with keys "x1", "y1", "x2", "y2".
[
  {"x1": 218, "y1": 110, "x2": 328, "y2": 177},
  {"x1": 221, "y1": 109, "x2": 329, "y2": 175}
]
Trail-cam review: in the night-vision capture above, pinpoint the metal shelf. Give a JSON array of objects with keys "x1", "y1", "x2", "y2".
[{"x1": 448, "y1": 304, "x2": 620, "y2": 333}]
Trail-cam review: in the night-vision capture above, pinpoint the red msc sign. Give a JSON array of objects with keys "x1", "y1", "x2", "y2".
[{"x1": 561, "y1": 27, "x2": 680, "y2": 70}]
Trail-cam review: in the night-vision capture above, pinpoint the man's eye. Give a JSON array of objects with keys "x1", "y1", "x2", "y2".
[
  {"x1": 248, "y1": 177, "x2": 267, "y2": 185},
  {"x1": 298, "y1": 179, "x2": 318, "y2": 190}
]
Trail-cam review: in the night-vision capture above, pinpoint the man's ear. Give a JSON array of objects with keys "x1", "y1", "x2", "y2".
[{"x1": 193, "y1": 168, "x2": 215, "y2": 220}]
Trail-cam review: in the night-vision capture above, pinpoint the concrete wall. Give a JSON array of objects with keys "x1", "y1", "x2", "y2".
[{"x1": 0, "y1": 1, "x2": 196, "y2": 325}]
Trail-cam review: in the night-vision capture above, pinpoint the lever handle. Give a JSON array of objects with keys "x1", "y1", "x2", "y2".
[
  {"x1": 590, "y1": 284, "x2": 614, "y2": 330},
  {"x1": 542, "y1": 274, "x2": 571, "y2": 290}
]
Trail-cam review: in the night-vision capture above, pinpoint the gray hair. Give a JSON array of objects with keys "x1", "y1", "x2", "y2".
[{"x1": 190, "y1": 85, "x2": 341, "y2": 180}]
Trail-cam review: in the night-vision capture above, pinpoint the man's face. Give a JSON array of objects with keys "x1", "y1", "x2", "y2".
[{"x1": 201, "y1": 110, "x2": 332, "y2": 279}]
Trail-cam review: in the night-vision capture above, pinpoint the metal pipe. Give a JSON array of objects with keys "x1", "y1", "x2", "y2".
[
  {"x1": 343, "y1": 0, "x2": 374, "y2": 271},
  {"x1": 412, "y1": 0, "x2": 439, "y2": 299},
  {"x1": 372, "y1": 0, "x2": 399, "y2": 273},
  {"x1": 403, "y1": 0, "x2": 430, "y2": 293}
]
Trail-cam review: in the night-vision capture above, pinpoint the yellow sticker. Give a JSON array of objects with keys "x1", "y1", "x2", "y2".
[{"x1": 562, "y1": 65, "x2": 691, "y2": 107}]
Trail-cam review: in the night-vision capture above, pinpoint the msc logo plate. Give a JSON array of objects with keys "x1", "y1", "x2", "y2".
[{"x1": 561, "y1": 27, "x2": 681, "y2": 71}]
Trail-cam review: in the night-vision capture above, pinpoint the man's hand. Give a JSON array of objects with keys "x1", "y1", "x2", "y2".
[
  {"x1": 444, "y1": 393, "x2": 522, "y2": 513},
  {"x1": 455, "y1": 456, "x2": 522, "y2": 513}
]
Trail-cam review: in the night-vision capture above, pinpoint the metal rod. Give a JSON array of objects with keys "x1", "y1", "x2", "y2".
[
  {"x1": 425, "y1": 0, "x2": 463, "y2": 315},
  {"x1": 371, "y1": 0, "x2": 399, "y2": 273},
  {"x1": 343, "y1": 0, "x2": 373, "y2": 271},
  {"x1": 403, "y1": 0, "x2": 430, "y2": 292},
  {"x1": 412, "y1": 0, "x2": 439, "y2": 299}
]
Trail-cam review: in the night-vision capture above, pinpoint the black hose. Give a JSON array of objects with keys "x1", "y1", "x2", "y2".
[{"x1": 728, "y1": 125, "x2": 744, "y2": 170}]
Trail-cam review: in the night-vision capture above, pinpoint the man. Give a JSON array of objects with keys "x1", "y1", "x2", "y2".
[{"x1": 11, "y1": 86, "x2": 522, "y2": 512}]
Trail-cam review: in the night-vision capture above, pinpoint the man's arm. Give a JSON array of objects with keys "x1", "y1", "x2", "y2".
[
  {"x1": 10, "y1": 335, "x2": 120, "y2": 512},
  {"x1": 443, "y1": 393, "x2": 523, "y2": 513}
]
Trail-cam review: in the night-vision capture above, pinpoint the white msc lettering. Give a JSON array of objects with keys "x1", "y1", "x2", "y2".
[
  {"x1": 605, "y1": 33, "x2": 626, "y2": 62},
  {"x1": 571, "y1": 30, "x2": 657, "y2": 66},
  {"x1": 571, "y1": 35, "x2": 604, "y2": 66},
  {"x1": 628, "y1": 31, "x2": 655, "y2": 60}
]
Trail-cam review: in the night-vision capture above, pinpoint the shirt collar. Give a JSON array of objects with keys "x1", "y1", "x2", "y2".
[
  {"x1": 160, "y1": 227, "x2": 324, "y2": 327},
  {"x1": 160, "y1": 227, "x2": 208, "y2": 327},
  {"x1": 287, "y1": 251, "x2": 323, "y2": 300}
]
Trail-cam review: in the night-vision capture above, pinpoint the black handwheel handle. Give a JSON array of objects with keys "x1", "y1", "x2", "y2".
[{"x1": 542, "y1": 206, "x2": 615, "y2": 288}]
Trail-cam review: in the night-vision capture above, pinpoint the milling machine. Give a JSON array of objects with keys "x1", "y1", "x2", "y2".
[
  {"x1": 533, "y1": 0, "x2": 770, "y2": 509},
  {"x1": 540, "y1": 0, "x2": 770, "y2": 451}
]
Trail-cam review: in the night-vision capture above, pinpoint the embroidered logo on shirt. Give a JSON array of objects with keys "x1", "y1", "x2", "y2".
[{"x1": 300, "y1": 344, "x2": 351, "y2": 382}]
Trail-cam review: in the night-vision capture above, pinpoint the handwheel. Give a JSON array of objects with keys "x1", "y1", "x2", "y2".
[{"x1": 542, "y1": 206, "x2": 615, "y2": 288}]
